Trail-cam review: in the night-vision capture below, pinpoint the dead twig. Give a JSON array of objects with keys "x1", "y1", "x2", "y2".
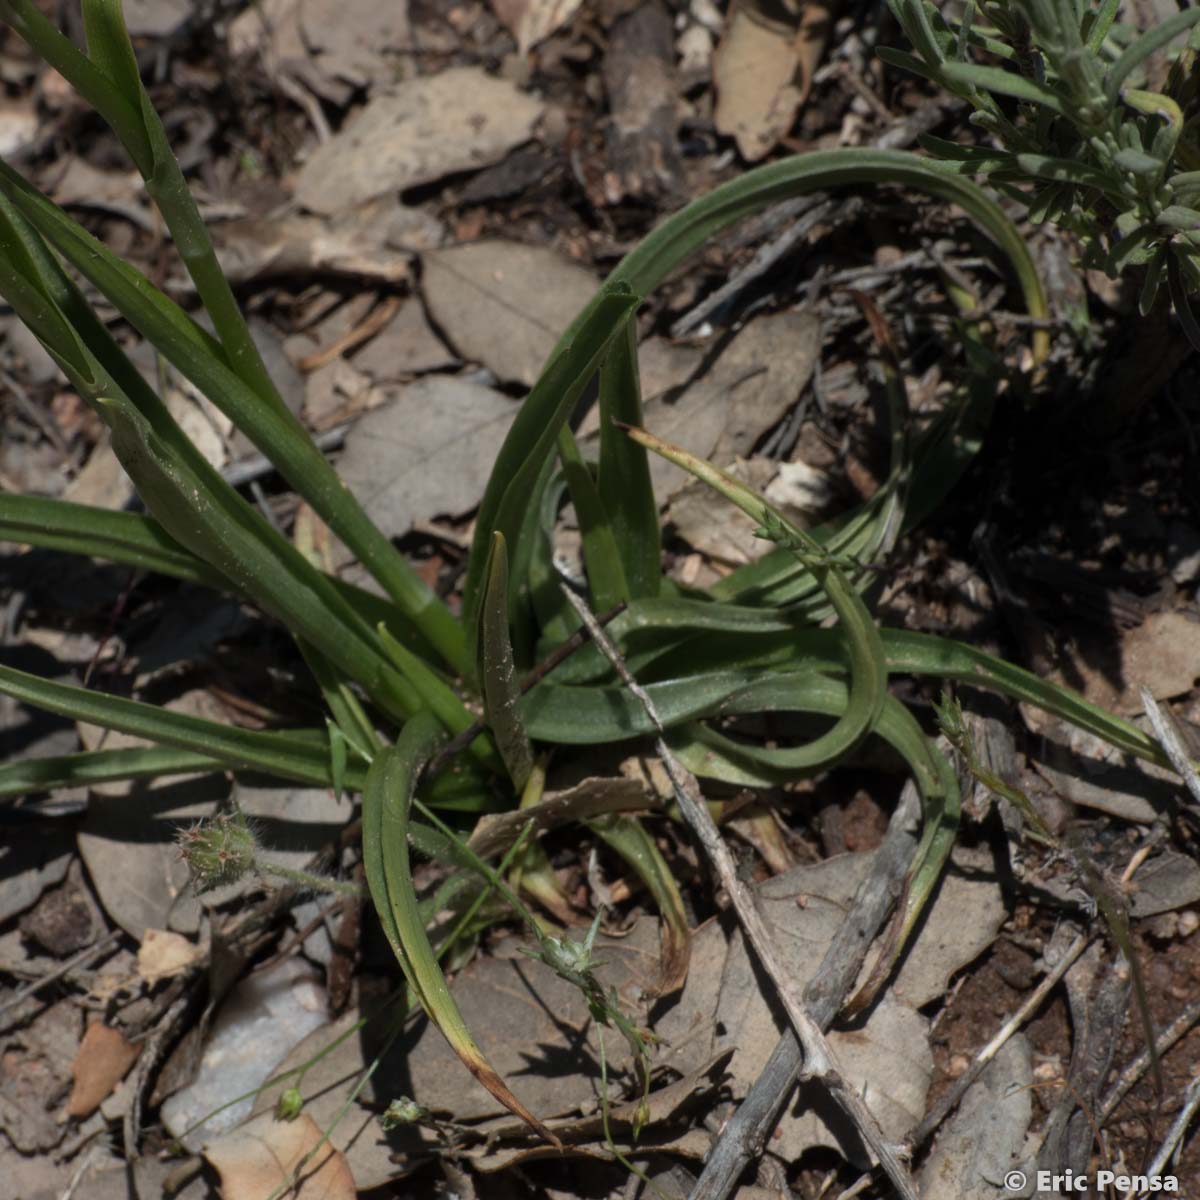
[
  {"x1": 1100, "y1": 993, "x2": 1200, "y2": 1122},
  {"x1": 907, "y1": 930, "x2": 1091, "y2": 1149},
  {"x1": 561, "y1": 586, "x2": 921, "y2": 1200},
  {"x1": 296, "y1": 295, "x2": 401, "y2": 372},
  {"x1": 1138, "y1": 1073, "x2": 1200, "y2": 1191},
  {"x1": 0, "y1": 928, "x2": 122, "y2": 1023},
  {"x1": 1140, "y1": 688, "x2": 1200, "y2": 810}
]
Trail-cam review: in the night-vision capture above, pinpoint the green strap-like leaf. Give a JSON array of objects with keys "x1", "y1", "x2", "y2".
[
  {"x1": 597, "y1": 315, "x2": 660, "y2": 599},
  {"x1": 0, "y1": 160, "x2": 465, "y2": 672},
  {"x1": 557, "y1": 426, "x2": 630, "y2": 613},
  {"x1": 0, "y1": 746, "x2": 226, "y2": 801},
  {"x1": 96, "y1": 393, "x2": 420, "y2": 723},
  {"x1": 478, "y1": 532, "x2": 534, "y2": 791},
  {"x1": 0, "y1": 662, "x2": 357, "y2": 787},
  {"x1": 624, "y1": 427, "x2": 888, "y2": 766},
  {"x1": 362, "y1": 718, "x2": 559, "y2": 1145},
  {"x1": 463, "y1": 286, "x2": 641, "y2": 649}
]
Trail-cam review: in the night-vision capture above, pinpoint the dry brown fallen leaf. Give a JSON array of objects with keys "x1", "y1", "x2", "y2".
[
  {"x1": 640, "y1": 310, "x2": 821, "y2": 502},
  {"x1": 1059, "y1": 609, "x2": 1200, "y2": 715},
  {"x1": 67, "y1": 1020, "x2": 141, "y2": 1119},
  {"x1": 294, "y1": 70, "x2": 545, "y2": 216},
  {"x1": 421, "y1": 239, "x2": 599, "y2": 387},
  {"x1": 714, "y1": 0, "x2": 835, "y2": 161},
  {"x1": 245, "y1": 844, "x2": 1004, "y2": 1182},
  {"x1": 137, "y1": 928, "x2": 203, "y2": 983},
  {"x1": 205, "y1": 1112, "x2": 355, "y2": 1200},
  {"x1": 334, "y1": 375, "x2": 520, "y2": 547},
  {"x1": 491, "y1": 0, "x2": 583, "y2": 55}
]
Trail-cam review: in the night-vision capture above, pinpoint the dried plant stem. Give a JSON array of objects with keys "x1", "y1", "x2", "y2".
[
  {"x1": 561, "y1": 587, "x2": 921, "y2": 1200},
  {"x1": 1139, "y1": 688, "x2": 1200, "y2": 809},
  {"x1": 908, "y1": 931, "x2": 1090, "y2": 1148},
  {"x1": 1100, "y1": 994, "x2": 1200, "y2": 1121},
  {"x1": 1140, "y1": 1073, "x2": 1200, "y2": 1189}
]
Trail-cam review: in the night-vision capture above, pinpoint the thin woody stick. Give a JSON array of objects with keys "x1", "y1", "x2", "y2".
[{"x1": 560, "y1": 586, "x2": 922, "y2": 1200}]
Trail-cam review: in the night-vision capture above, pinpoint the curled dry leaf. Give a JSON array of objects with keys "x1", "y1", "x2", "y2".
[
  {"x1": 205, "y1": 1112, "x2": 355, "y2": 1200},
  {"x1": 67, "y1": 1021, "x2": 141, "y2": 1119},
  {"x1": 137, "y1": 928, "x2": 203, "y2": 982}
]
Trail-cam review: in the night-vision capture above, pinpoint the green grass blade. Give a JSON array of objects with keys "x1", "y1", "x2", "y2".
[
  {"x1": 96, "y1": 393, "x2": 420, "y2": 722},
  {"x1": 939, "y1": 61, "x2": 1071, "y2": 116},
  {"x1": 557, "y1": 427, "x2": 630, "y2": 612},
  {"x1": 1105, "y1": 7, "x2": 1200, "y2": 102},
  {"x1": 880, "y1": 629, "x2": 1167, "y2": 765},
  {"x1": 587, "y1": 149, "x2": 1048, "y2": 361},
  {"x1": 0, "y1": 745, "x2": 226, "y2": 801},
  {"x1": 463, "y1": 285, "x2": 641, "y2": 649},
  {"x1": 1009, "y1": 153, "x2": 1128, "y2": 197},
  {"x1": 362, "y1": 717, "x2": 560, "y2": 1146},
  {"x1": 0, "y1": 662, "x2": 360, "y2": 788},
  {"x1": 624, "y1": 425, "x2": 887, "y2": 765},
  {"x1": 0, "y1": 163, "x2": 465, "y2": 672},
  {"x1": 0, "y1": 494, "x2": 438, "y2": 660},
  {"x1": 80, "y1": 0, "x2": 279, "y2": 407},
  {"x1": 0, "y1": 494, "x2": 225, "y2": 589},
  {"x1": 296, "y1": 641, "x2": 381, "y2": 768},
  {"x1": 597, "y1": 317, "x2": 660, "y2": 599},
  {"x1": 478, "y1": 532, "x2": 534, "y2": 791},
  {"x1": 376, "y1": 625, "x2": 500, "y2": 772}
]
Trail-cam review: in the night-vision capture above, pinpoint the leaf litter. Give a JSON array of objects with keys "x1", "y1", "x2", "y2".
[
  {"x1": 230, "y1": 842, "x2": 1004, "y2": 1186},
  {"x1": 5, "y1": 0, "x2": 1200, "y2": 1195}
]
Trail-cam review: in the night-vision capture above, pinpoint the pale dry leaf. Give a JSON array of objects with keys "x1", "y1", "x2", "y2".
[
  {"x1": 918, "y1": 1035, "x2": 1033, "y2": 1198},
  {"x1": 714, "y1": 2, "x2": 806, "y2": 162},
  {"x1": 212, "y1": 200, "x2": 437, "y2": 286},
  {"x1": 1063, "y1": 610, "x2": 1200, "y2": 715},
  {"x1": 205, "y1": 1111, "x2": 355, "y2": 1200},
  {"x1": 67, "y1": 1020, "x2": 141, "y2": 1119},
  {"x1": 350, "y1": 298, "x2": 456, "y2": 381},
  {"x1": 1128, "y1": 849, "x2": 1200, "y2": 917},
  {"x1": 296, "y1": 0, "x2": 411, "y2": 87},
  {"x1": 637, "y1": 310, "x2": 820, "y2": 501},
  {"x1": 295, "y1": 69, "x2": 545, "y2": 215},
  {"x1": 78, "y1": 773, "x2": 229, "y2": 938},
  {"x1": 250, "y1": 845, "x2": 1003, "y2": 1175},
  {"x1": 421, "y1": 240, "x2": 598, "y2": 387},
  {"x1": 576, "y1": 337, "x2": 704, "y2": 440},
  {"x1": 667, "y1": 458, "x2": 780, "y2": 564},
  {"x1": 249, "y1": 927, "x2": 665, "y2": 1185},
  {"x1": 137, "y1": 928, "x2": 203, "y2": 982},
  {"x1": 657, "y1": 846, "x2": 1005, "y2": 1164},
  {"x1": 62, "y1": 433, "x2": 135, "y2": 510},
  {"x1": 334, "y1": 375, "x2": 519, "y2": 546},
  {"x1": 228, "y1": 0, "x2": 410, "y2": 101},
  {"x1": 492, "y1": 0, "x2": 583, "y2": 54},
  {"x1": 0, "y1": 98, "x2": 37, "y2": 157},
  {"x1": 123, "y1": 0, "x2": 192, "y2": 37}
]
